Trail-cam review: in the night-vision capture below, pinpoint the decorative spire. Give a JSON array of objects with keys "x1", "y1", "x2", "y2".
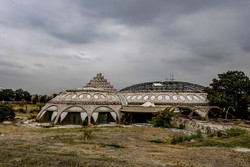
[{"x1": 85, "y1": 73, "x2": 116, "y2": 92}]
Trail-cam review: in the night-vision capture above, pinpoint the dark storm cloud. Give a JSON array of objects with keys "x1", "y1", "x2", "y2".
[
  {"x1": 0, "y1": 60, "x2": 27, "y2": 69},
  {"x1": 51, "y1": 32, "x2": 93, "y2": 44},
  {"x1": 75, "y1": 0, "x2": 234, "y2": 25},
  {"x1": 1, "y1": 0, "x2": 250, "y2": 94}
]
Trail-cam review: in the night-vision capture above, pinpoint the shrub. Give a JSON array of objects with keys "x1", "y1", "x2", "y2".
[
  {"x1": 171, "y1": 134, "x2": 188, "y2": 144},
  {"x1": 0, "y1": 105, "x2": 15, "y2": 122},
  {"x1": 178, "y1": 124, "x2": 186, "y2": 129},
  {"x1": 151, "y1": 116, "x2": 172, "y2": 128},
  {"x1": 83, "y1": 128, "x2": 93, "y2": 140},
  {"x1": 148, "y1": 139, "x2": 167, "y2": 144},
  {"x1": 171, "y1": 127, "x2": 250, "y2": 148},
  {"x1": 150, "y1": 108, "x2": 174, "y2": 128},
  {"x1": 101, "y1": 143, "x2": 126, "y2": 148},
  {"x1": 206, "y1": 127, "x2": 246, "y2": 138},
  {"x1": 224, "y1": 127, "x2": 246, "y2": 137},
  {"x1": 30, "y1": 109, "x2": 40, "y2": 118},
  {"x1": 171, "y1": 130, "x2": 203, "y2": 144},
  {"x1": 193, "y1": 130, "x2": 203, "y2": 140},
  {"x1": 16, "y1": 108, "x2": 26, "y2": 113}
]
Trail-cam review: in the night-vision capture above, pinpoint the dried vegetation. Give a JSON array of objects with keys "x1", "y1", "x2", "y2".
[{"x1": 0, "y1": 124, "x2": 250, "y2": 167}]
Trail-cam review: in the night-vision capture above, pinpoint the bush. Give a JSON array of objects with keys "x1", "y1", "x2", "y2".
[
  {"x1": 16, "y1": 108, "x2": 26, "y2": 113},
  {"x1": 171, "y1": 130, "x2": 203, "y2": 144},
  {"x1": 151, "y1": 116, "x2": 172, "y2": 128},
  {"x1": 101, "y1": 143, "x2": 126, "y2": 148},
  {"x1": 150, "y1": 109, "x2": 174, "y2": 128},
  {"x1": 148, "y1": 139, "x2": 167, "y2": 144},
  {"x1": 206, "y1": 127, "x2": 246, "y2": 138},
  {"x1": 30, "y1": 109, "x2": 40, "y2": 118},
  {"x1": 224, "y1": 127, "x2": 246, "y2": 137},
  {"x1": 171, "y1": 135, "x2": 187, "y2": 144},
  {"x1": 83, "y1": 128, "x2": 93, "y2": 140},
  {"x1": 171, "y1": 127, "x2": 250, "y2": 148},
  {"x1": 178, "y1": 124, "x2": 186, "y2": 129},
  {"x1": 0, "y1": 105, "x2": 15, "y2": 122}
]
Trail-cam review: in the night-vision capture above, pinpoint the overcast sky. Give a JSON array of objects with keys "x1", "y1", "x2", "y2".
[{"x1": 1, "y1": 0, "x2": 250, "y2": 94}]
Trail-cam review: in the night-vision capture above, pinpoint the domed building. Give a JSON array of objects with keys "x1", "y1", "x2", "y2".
[
  {"x1": 119, "y1": 81, "x2": 207, "y2": 105},
  {"x1": 36, "y1": 73, "x2": 121, "y2": 125},
  {"x1": 36, "y1": 73, "x2": 221, "y2": 125},
  {"x1": 118, "y1": 81, "x2": 211, "y2": 123}
]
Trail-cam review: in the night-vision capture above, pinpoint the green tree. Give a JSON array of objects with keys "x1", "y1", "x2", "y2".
[
  {"x1": 0, "y1": 105, "x2": 15, "y2": 122},
  {"x1": 39, "y1": 95, "x2": 48, "y2": 103},
  {"x1": 0, "y1": 89, "x2": 15, "y2": 101},
  {"x1": 205, "y1": 71, "x2": 250, "y2": 119},
  {"x1": 14, "y1": 89, "x2": 31, "y2": 101},
  {"x1": 23, "y1": 90, "x2": 31, "y2": 101},
  {"x1": 14, "y1": 88, "x2": 24, "y2": 101},
  {"x1": 32, "y1": 94, "x2": 38, "y2": 104}
]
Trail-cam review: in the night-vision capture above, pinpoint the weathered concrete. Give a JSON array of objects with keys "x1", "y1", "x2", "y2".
[{"x1": 173, "y1": 117, "x2": 233, "y2": 133}]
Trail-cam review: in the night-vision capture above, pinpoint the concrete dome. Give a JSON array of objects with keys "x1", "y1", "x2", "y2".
[
  {"x1": 120, "y1": 81, "x2": 205, "y2": 92},
  {"x1": 119, "y1": 81, "x2": 208, "y2": 105},
  {"x1": 50, "y1": 88, "x2": 120, "y2": 105},
  {"x1": 37, "y1": 73, "x2": 121, "y2": 125}
]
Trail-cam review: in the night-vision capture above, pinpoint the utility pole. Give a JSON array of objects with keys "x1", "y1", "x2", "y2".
[
  {"x1": 170, "y1": 74, "x2": 175, "y2": 81},
  {"x1": 166, "y1": 74, "x2": 175, "y2": 81}
]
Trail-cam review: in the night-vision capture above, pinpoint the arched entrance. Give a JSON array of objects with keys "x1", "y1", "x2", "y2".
[
  {"x1": 60, "y1": 106, "x2": 88, "y2": 125},
  {"x1": 37, "y1": 105, "x2": 58, "y2": 122},
  {"x1": 91, "y1": 106, "x2": 117, "y2": 125},
  {"x1": 207, "y1": 107, "x2": 225, "y2": 120},
  {"x1": 178, "y1": 107, "x2": 193, "y2": 118}
]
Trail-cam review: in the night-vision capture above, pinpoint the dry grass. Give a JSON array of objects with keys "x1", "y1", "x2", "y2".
[{"x1": 0, "y1": 124, "x2": 250, "y2": 167}]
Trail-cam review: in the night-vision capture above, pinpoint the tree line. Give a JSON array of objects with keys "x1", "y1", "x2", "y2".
[{"x1": 0, "y1": 88, "x2": 56, "y2": 103}]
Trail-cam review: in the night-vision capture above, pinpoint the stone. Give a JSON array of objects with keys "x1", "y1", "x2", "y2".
[{"x1": 2, "y1": 121, "x2": 12, "y2": 125}]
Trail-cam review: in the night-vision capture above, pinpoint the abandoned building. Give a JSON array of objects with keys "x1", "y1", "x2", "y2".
[{"x1": 36, "y1": 73, "x2": 222, "y2": 125}]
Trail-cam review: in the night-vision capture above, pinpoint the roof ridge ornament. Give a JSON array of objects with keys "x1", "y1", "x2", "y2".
[{"x1": 84, "y1": 73, "x2": 117, "y2": 92}]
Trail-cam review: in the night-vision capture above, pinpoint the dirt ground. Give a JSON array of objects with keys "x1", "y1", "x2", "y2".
[{"x1": 0, "y1": 123, "x2": 250, "y2": 167}]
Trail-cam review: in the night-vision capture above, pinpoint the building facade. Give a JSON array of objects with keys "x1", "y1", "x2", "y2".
[{"x1": 36, "y1": 73, "x2": 221, "y2": 125}]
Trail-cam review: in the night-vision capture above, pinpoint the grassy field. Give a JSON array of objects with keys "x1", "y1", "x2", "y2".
[
  {"x1": 2, "y1": 102, "x2": 45, "y2": 119},
  {"x1": 0, "y1": 123, "x2": 250, "y2": 167},
  {"x1": 8, "y1": 102, "x2": 45, "y2": 112}
]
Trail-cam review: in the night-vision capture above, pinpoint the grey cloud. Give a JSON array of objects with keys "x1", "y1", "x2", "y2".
[
  {"x1": 51, "y1": 32, "x2": 93, "y2": 44},
  {"x1": 0, "y1": 69, "x2": 26, "y2": 78},
  {"x1": 33, "y1": 63, "x2": 45, "y2": 67},
  {"x1": 71, "y1": 55, "x2": 91, "y2": 61},
  {"x1": 190, "y1": 42, "x2": 235, "y2": 62},
  {"x1": 74, "y1": 0, "x2": 241, "y2": 26},
  {"x1": 27, "y1": 15, "x2": 117, "y2": 44},
  {"x1": 0, "y1": 60, "x2": 27, "y2": 69},
  {"x1": 1, "y1": 0, "x2": 250, "y2": 94},
  {"x1": 51, "y1": 54, "x2": 91, "y2": 61}
]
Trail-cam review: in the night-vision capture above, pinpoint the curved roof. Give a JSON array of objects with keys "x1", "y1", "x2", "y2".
[
  {"x1": 119, "y1": 81, "x2": 205, "y2": 93},
  {"x1": 47, "y1": 73, "x2": 120, "y2": 105},
  {"x1": 50, "y1": 90, "x2": 120, "y2": 105},
  {"x1": 119, "y1": 92, "x2": 208, "y2": 104}
]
